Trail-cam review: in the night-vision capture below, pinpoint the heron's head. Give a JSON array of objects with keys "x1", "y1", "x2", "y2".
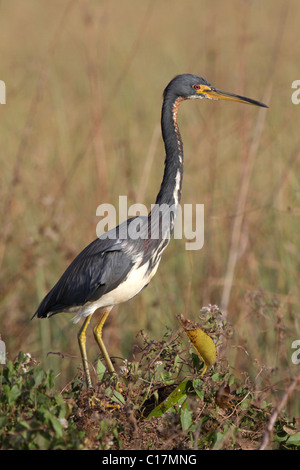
[{"x1": 165, "y1": 74, "x2": 268, "y2": 108}]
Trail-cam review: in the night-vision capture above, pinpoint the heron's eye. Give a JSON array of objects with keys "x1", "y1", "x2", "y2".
[{"x1": 193, "y1": 84, "x2": 201, "y2": 90}]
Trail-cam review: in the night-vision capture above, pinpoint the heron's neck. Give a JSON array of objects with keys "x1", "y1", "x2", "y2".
[{"x1": 155, "y1": 94, "x2": 185, "y2": 209}]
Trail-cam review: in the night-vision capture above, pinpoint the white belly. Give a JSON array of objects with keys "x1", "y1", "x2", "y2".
[
  {"x1": 97, "y1": 259, "x2": 159, "y2": 306},
  {"x1": 72, "y1": 259, "x2": 160, "y2": 323}
]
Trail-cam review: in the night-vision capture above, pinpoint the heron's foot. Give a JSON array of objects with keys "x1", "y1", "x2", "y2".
[
  {"x1": 88, "y1": 393, "x2": 121, "y2": 410},
  {"x1": 87, "y1": 385, "x2": 124, "y2": 410},
  {"x1": 84, "y1": 373, "x2": 125, "y2": 409}
]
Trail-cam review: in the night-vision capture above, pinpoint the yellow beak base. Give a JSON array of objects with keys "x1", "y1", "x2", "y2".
[{"x1": 196, "y1": 85, "x2": 268, "y2": 108}]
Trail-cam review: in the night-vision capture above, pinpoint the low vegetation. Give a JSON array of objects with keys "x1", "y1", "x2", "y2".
[{"x1": 1, "y1": 307, "x2": 299, "y2": 450}]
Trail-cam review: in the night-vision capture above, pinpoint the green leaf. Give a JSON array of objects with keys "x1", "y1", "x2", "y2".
[
  {"x1": 96, "y1": 359, "x2": 106, "y2": 381},
  {"x1": 16, "y1": 419, "x2": 31, "y2": 430},
  {"x1": 0, "y1": 415, "x2": 8, "y2": 427},
  {"x1": 33, "y1": 368, "x2": 45, "y2": 388},
  {"x1": 286, "y1": 432, "x2": 300, "y2": 447},
  {"x1": 192, "y1": 378, "x2": 204, "y2": 400},
  {"x1": 211, "y1": 372, "x2": 221, "y2": 382},
  {"x1": 48, "y1": 413, "x2": 63, "y2": 438},
  {"x1": 173, "y1": 354, "x2": 180, "y2": 370},
  {"x1": 111, "y1": 390, "x2": 125, "y2": 405},
  {"x1": 180, "y1": 402, "x2": 193, "y2": 431},
  {"x1": 5, "y1": 384, "x2": 21, "y2": 405},
  {"x1": 147, "y1": 380, "x2": 192, "y2": 418}
]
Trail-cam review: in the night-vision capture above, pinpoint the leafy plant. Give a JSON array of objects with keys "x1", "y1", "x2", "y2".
[
  {"x1": 1, "y1": 310, "x2": 299, "y2": 450},
  {"x1": 0, "y1": 352, "x2": 84, "y2": 449}
]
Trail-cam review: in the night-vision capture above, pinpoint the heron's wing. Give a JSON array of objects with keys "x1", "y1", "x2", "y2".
[{"x1": 34, "y1": 234, "x2": 135, "y2": 318}]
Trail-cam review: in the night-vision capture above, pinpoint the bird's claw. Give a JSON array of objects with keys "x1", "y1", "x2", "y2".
[{"x1": 88, "y1": 393, "x2": 121, "y2": 410}]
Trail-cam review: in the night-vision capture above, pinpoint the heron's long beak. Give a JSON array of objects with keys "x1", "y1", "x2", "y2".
[{"x1": 197, "y1": 85, "x2": 268, "y2": 108}]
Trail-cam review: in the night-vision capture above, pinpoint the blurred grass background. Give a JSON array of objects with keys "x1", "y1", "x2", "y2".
[{"x1": 0, "y1": 0, "x2": 300, "y2": 413}]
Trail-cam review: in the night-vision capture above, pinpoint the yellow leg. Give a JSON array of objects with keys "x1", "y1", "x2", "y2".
[
  {"x1": 78, "y1": 314, "x2": 93, "y2": 388},
  {"x1": 93, "y1": 308, "x2": 115, "y2": 375}
]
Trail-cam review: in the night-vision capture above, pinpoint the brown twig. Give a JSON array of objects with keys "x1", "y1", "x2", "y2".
[{"x1": 259, "y1": 368, "x2": 300, "y2": 450}]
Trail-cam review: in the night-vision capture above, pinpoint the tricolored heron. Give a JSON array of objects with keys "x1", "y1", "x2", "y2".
[{"x1": 33, "y1": 74, "x2": 267, "y2": 388}]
